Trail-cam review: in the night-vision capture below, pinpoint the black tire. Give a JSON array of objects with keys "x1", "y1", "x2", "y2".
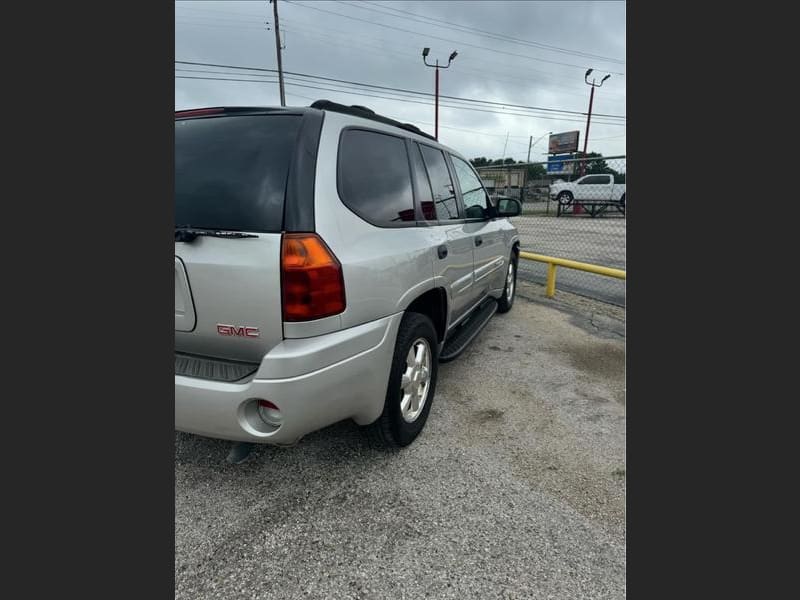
[
  {"x1": 620, "y1": 193, "x2": 625, "y2": 206},
  {"x1": 557, "y1": 191, "x2": 573, "y2": 206},
  {"x1": 497, "y1": 251, "x2": 518, "y2": 313},
  {"x1": 365, "y1": 312, "x2": 439, "y2": 448}
]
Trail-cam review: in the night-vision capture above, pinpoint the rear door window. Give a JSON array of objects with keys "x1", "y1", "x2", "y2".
[
  {"x1": 418, "y1": 145, "x2": 460, "y2": 221},
  {"x1": 409, "y1": 143, "x2": 436, "y2": 221},
  {"x1": 338, "y1": 129, "x2": 415, "y2": 225},
  {"x1": 175, "y1": 114, "x2": 302, "y2": 233}
]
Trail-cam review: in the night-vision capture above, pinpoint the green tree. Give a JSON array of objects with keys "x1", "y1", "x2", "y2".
[
  {"x1": 526, "y1": 163, "x2": 546, "y2": 181},
  {"x1": 571, "y1": 152, "x2": 621, "y2": 181}
]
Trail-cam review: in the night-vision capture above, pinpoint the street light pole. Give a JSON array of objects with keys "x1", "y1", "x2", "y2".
[
  {"x1": 574, "y1": 70, "x2": 610, "y2": 215},
  {"x1": 435, "y1": 61, "x2": 439, "y2": 140},
  {"x1": 422, "y1": 48, "x2": 457, "y2": 140},
  {"x1": 580, "y1": 69, "x2": 611, "y2": 173},
  {"x1": 528, "y1": 131, "x2": 551, "y2": 163}
]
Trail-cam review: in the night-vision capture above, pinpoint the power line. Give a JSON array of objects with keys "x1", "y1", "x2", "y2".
[
  {"x1": 278, "y1": 20, "x2": 625, "y2": 99},
  {"x1": 174, "y1": 67, "x2": 626, "y2": 124},
  {"x1": 175, "y1": 12, "x2": 626, "y2": 97},
  {"x1": 174, "y1": 12, "x2": 269, "y2": 24},
  {"x1": 282, "y1": 0, "x2": 625, "y2": 76},
  {"x1": 176, "y1": 20, "x2": 267, "y2": 31},
  {"x1": 343, "y1": 0, "x2": 625, "y2": 65},
  {"x1": 175, "y1": 61, "x2": 625, "y2": 120},
  {"x1": 175, "y1": 5, "x2": 267, "y2": 18},
  {"x1": 175, "y1": 74, "x2": 626, "y2": 126},
  {"x1": 175, "y1": 68, "x2": 624, "y2": 124}
]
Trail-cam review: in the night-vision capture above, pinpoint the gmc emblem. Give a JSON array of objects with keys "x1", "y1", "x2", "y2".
[{"x1": 217, "y1": 324, "x2": 260, "y2": 338}]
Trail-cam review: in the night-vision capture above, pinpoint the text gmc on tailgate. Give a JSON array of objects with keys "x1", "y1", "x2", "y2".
[{"x1": 216, "y1": 324, "x2": 261, "y2": 338}]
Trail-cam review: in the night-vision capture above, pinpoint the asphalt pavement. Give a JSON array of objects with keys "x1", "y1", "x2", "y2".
[
  {"x1": 175, "y1": 281, "x2": 626, "y2": 600},
  {"x1": 511, "y1": 212, "x2": 626, "y2": 306}
]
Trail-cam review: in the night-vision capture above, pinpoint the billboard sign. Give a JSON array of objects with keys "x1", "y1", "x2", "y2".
[
  {"x1": 548, "y1": 131, "x2": 580, "y2": 155},
  {"x1": 547, "y1": 153, "x2": 575, "y2": 175}
]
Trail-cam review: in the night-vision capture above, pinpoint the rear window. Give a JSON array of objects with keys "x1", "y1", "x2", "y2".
[
  {"x1": 338, "y1": 129, "x2": 415, "y2": 226},
  {"x1": 175, "y1": 114, "x2": 301, "y2": 232}
]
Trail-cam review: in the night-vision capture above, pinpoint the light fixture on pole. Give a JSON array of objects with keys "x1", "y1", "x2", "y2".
[
  {"x1": 528, "y1": 131, "x2": 552, "y2": 163},
  {"x1": 581, "y1": 69, "x2": 611, "y2": 171},
  {"x1": 422, "y1": 48, "x2": 457, "y2": 140}
]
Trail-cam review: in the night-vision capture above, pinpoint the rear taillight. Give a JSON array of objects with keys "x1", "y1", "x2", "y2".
[{"x1": 281, "y1": 233, "x2": 346, "y2": 321}]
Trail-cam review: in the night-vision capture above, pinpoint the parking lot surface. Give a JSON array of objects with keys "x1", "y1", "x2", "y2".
[
  {"x1": 176, "y1": 281, "x2": 626, "y2": 599},
  {"x1": 512, "y1": 213, "x2": 626, "y2": 306}
]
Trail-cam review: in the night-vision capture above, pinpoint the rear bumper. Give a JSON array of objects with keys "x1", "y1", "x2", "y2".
[{"x1": 175, "y1": 313, "x2": 403, "y2": 444}]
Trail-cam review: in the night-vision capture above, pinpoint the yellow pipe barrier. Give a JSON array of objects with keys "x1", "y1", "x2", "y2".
[{"x1": 518, "y1": 251, "x2": 626, "y2": 298}]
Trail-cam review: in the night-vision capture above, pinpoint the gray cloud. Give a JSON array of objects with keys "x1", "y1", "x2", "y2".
[{"x1": 175, "y1": 0, "x2": 625, "y2": 161}]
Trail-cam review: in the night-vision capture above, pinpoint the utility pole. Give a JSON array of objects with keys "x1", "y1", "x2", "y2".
[
  {"x1": 421, "y1": 48, "x2": 457, "y2": 140},
  {"x1": 580, "y1": 69, "x2": 611, "y2": 173},
  {"x1": 527, "y1": 135, "x2": 533, "y2": 163},
  {"x1": 271, "y1": 0, "x2": 286, "y2": 106},
  {"x1": 576, "y1": 69, "x2": 610, "y2": 215}
]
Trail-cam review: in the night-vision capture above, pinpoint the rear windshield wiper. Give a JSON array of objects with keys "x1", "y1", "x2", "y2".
[{"x1": 175, "y1": 226, "x2": 258, "y2": 243}]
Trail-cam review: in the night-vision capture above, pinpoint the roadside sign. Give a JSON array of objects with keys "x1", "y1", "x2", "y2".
[
  {"x1": 547, "y1": 154, "x2": 575, "y2": 174},
  {"x1": 548, "y1": 131, "x2": 580, "y2": 154}
]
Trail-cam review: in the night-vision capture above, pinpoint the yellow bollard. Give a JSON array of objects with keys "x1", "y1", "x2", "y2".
[{"x1": 546, "y1": 263, "x2": 557, "y2": 297}]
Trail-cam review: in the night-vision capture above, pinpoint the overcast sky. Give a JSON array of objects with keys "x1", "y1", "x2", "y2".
[{"x1": 175, "y1": 0, "x2": 626, "y2": 162}]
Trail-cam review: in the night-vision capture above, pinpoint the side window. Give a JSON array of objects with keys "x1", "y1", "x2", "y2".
[
  {"x1": 338, "y1": 129, "x2": 415, "y2": 225},
  {"x1": 579, "y1": 175, "x2": 610, "y2": 185},
  {"x1": 450, "y1": 155, "x2": 489, "y2": 219},
  {"x1": 419, "y1": 145, "x2": 460, "y2": 221},
  {"x1": 409, "y1": 143, "x2": 436, "y2": 221}
]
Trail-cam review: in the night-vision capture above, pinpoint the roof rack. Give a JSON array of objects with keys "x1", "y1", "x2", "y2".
[{"x1": 310, "y1": 100, "x2": 436, "y2": 141}]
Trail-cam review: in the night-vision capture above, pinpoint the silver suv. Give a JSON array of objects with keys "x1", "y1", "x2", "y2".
[{"x1": 175, "y1": 101, "x2": 521, "y2": 448}]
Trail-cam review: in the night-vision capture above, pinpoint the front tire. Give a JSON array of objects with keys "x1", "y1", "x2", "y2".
[
  {"x1": 497, "y1": 251, "x2": 518, "y2": 313},
  {"x1": 557, "y1": 191, "x2": 574, "y2": 206},
  {"x1": 365, "y1": 312, "x2": 439, "y2": 448}
]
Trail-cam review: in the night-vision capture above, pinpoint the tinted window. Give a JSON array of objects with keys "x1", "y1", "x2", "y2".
[
  {"x1": 419, "y1": 145, "x2": 460, "y2": 220},
  {"x1": 175, "y1": 115, "x2": 301, "y2": 232},
  {"x1": 409, "y1": 144, "x2": 436, "y2": 220},
  {"x1": 338, "y1": 129, "x2": 415, "y2": 225},
  {"x1": 579, "y1": 175, "x2": 611, "y2": 185},
  {"x1": 451, "y1": 155, "x2": 488, "y2": 219}
]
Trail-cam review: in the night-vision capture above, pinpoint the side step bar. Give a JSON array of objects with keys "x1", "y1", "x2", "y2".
[{"x1": 439, "y1": 298, "x2": 498, "y2": 363}]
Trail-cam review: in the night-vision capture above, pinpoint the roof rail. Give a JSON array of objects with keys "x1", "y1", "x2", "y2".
[{"x1": 309, "y1": 99, "x2": 436, "y2": 141}]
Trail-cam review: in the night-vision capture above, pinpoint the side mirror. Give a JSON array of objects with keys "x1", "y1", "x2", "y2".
[{"x1": 497, "y1": 198, "x2": 521, "y2": 218}]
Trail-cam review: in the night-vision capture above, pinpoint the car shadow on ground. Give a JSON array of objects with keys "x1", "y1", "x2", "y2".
[{"x1": 175, "y1": 419, "x2": 389, "y2": 472}]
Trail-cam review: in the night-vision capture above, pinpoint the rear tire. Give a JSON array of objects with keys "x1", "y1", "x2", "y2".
[
  {"x1": 365, "y1": 312, "x2": 439, "y2": 448},
  {"x1": 497, "y1": 251, "x2": 518, "y2": 313}
]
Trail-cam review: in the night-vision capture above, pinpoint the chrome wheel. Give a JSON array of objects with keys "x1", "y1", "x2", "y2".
[
  {"x1": 506, "y1": 261, "x2": 515, "y2": 301},
  {"x1": 400, "y1": 338, "x2": 432, "y2": 423}
]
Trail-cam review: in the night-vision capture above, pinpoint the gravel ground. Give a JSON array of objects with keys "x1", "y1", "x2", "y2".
[{"x1": 175, "y1": 281, "x2": 626, "y2": 599}]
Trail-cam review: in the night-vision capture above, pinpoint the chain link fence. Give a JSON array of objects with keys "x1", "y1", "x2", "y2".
[{"x1": 481, "y1": 156, "x2": 626, "y2": 306}]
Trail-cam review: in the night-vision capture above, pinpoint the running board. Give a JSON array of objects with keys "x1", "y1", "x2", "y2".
[{"x1": 440, "y1": 299, "x2": 498, "y2": 363}]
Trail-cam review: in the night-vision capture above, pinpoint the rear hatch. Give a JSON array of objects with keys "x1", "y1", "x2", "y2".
[{"x1": 175, "y1": 111, "x2": 303, "y2": 364}]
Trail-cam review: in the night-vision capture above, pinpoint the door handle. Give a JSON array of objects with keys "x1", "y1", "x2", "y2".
[
  {"x1": 474, "y1": 236, "x2": 483, "y2": 247},
  {"x1": 437, "y1": 245, "x2": 448, "y2": 259}
]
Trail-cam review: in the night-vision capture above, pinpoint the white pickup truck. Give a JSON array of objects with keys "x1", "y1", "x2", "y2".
[{"x1": 549, "y1": 174, "x2": 626, "y2": 205}]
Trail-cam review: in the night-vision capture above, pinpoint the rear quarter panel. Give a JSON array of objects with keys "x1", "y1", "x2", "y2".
[{"x1": 309, "y1": 112, "x2": 439, "y2": 332}]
